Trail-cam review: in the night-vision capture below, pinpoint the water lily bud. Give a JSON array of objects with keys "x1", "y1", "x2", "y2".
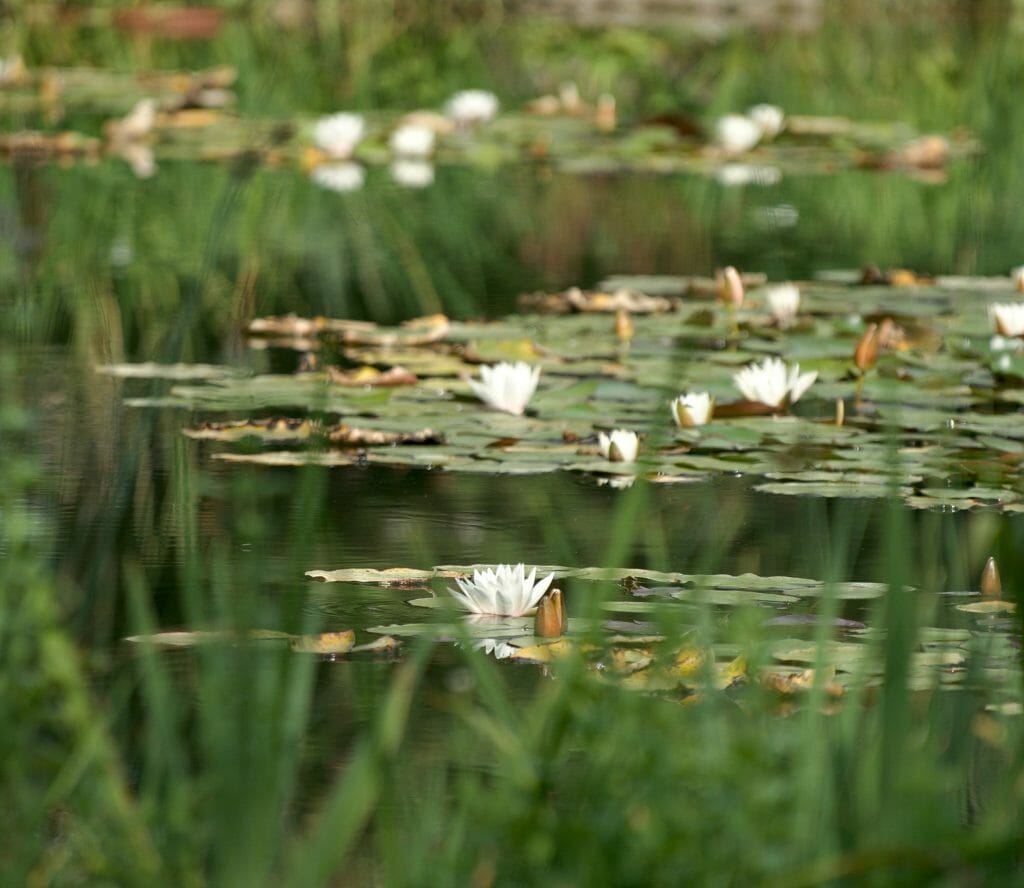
[
  {"x1": 598, "y1": 429, "x2": 639, "y2": 463},
  {"x1": 719, "y1": 266, "x2": 744, "y2": 308},
  {"x1": 854, "y1": 323, "x2": 880, "y2": 373},
  {"x1": 596, "y1": 94, "x2": 617, "y2": 132},
  {"x1": 671, "y1": 392, "x2": 714, "y2": 427},
  {"x1": 535, "y1": 589, "x2": 567, "y2": 638},
  {"x1": 559, "y1": 82, "x2": 581, "y2": 113},
  {"x1": 614, "y1": 308, "x2": 634, "y2": 341},
  {"x1": 981, "y1": 556, "x2": 1002, "y2": 598},
  {"x1": 835, "y1": 398, "x2": 845, "y2": 427}
]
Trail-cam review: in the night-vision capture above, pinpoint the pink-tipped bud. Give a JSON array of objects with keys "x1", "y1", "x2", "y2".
[{"x1": 719, "y1": 266, "x2": 744, "y2": 309}]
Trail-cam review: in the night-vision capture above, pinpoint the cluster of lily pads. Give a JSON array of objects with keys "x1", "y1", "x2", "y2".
[
  {"x1": 101, "y1": 265, "x2": 1024, "y2": 510},
  {"x1": 0, "y1": 57, "x2": 975, "y2": 187},
  {"x1": 293, "y1": 557, "x2": 1017, "y2": 700},
  {"x1": 107, "y1": 267, "x2": 1024, "y2": 694}
]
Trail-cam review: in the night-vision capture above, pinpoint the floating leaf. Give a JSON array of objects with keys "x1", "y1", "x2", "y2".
[
  {"x1": 956, "y1": 599, "x2": 1017, "y2": 614},
  {"x1": 505, "y1": 638, "x2": 574, "y2": 663},
  {"x1": 327, "y1": 365, "x2": 418, "y2": 387},
  {"x1": 305, "y1": 567, "x2": 434, "y2": 584},
  {"x1": 290, "y1": 630, "x2": 356, "y2": 654}
]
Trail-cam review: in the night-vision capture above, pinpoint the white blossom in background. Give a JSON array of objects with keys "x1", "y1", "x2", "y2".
[
  {"x1": 313, "y1": 112, "x2": 365, "y2": 159},
  {"x1": 389, "y1": 123, "x2": 435, "y2": 158},
  {"x1": 715, "y1": 164, "x2": 782, "y2": 187},
  {"x1": 990, "y1": 303, "x2": 1024, "y2": 338},
  {"x1": 763, "y1": 283, "x2": 801, "y2": 326},
  {"x1": 468, "y1": 361, "x2": 540, "y2": 415},
  {"x1": 117, "y1": 98, "x2": 158, "y2": 141},
  {"x1": 747, "y1": 103, "x2": 785, "y2": 139},
  {"x1": 733, "y1": 357, "x2": 817, "y2": 408},
  {"x1": 106, "y1": 100, "x2": 159, "y2": 178},
  {"x1": 448, "y1": 564, "x2": 554, "y2": 616},
  {"x1": 445, "y1": 89, "x2": 499, "y2": 126},
  {"x1": 390, "y1": 160, "x2": 434, "y2": 188},
  {"x1": 598, "y1": 429, "x2": 639, "y2": 463},
  {"x1": 714, "y1": 113, "x2": 761, "y2": 154},
  {"x1": 671, "y1": 392, "x2": 714, "y2": 428},
  {"x1": 310, "y1": 162, "x2": 365, "y2": 193},
  {"x1": 1010, "y1": 266, "x2": 1024, "y2": 291}
]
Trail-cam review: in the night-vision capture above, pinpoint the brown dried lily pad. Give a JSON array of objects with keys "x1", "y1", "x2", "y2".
[
  {"x1": 290, "y1": 630, "x2": 355, "y2": 654},
  {"x1": 340, "y1": 313, "x2": 450, "y2": 347},
  {"x1": 711, "y1": 400, "x2": 779, "y2": 419},
  {"x1": 245, "y1": 313, "x2": 450, "y2": 348},
  {"x1": 327, "y1": 365, "x2": 418, "y2": 387},
  {"x1": 518, "y1": 286, "x2": 672, "y2": 315},
  {"x1": 184, "y1": 418, "x2": 315, "y2": 442},
  {"x1": 246, "y1": 314, "x2": 376, "y2": 338},
  {"x1": 859, "y1": 265, "x2": 937, "y2": 287},
  {"x1": 327, "y1": 425, "x2": 444, "y2": 446}
]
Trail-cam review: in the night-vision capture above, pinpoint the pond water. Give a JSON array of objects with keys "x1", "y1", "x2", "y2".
[{"x1": 5, "y1": 7, "x2": 1024, "y2": 876}]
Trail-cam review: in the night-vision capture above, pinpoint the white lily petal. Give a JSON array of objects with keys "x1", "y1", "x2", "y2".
[
  {"x1": 313, "y1": 112, "x2": 365, "y2": 159},
  {"x1": 733, "y1": 357, "x2": 815, "y2": 408},
  {"x1": 448, "y1": 563, "x2": 553, "y2": 616},
  {"x1": 599, "y1": 429, "x2": 639, "y2": 462},
  {"x1": 790, "y1": 370, "x2": 818, "y2": 404},
  {"x1": 671, "y1": 392, "x2": 713, "y2": 427},
  {"x1": 446, "y1": 89, "x2": 499, "y2": 126},
  {"x1": 991, "y1": 303, "x2": 1024, "y2": 338}
]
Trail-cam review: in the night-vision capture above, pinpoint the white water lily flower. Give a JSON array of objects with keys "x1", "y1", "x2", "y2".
[
  {"x1": 313, "y1": 112, "x2": 365, "y2": 159},
  {"x1": 598, "y1": 429, "x2": 639, "y2": 462},
  {"x1": 990, "y1": 303, "x2": 1024, "y2": 338},
  {"x1": 715, "y1": 114, "x2": 761, "y2": 154},
  {"x1": 390, "y1": 159, "x2": 434, "y2": 188},
  {"x1": 449, "y1": 564, "x2": 554, "y2": 616},
  {"x1": 671, "y1": 392, "x2": 714, "y2": 428},
  {"x1": 764, "y1": 283, "x2": 801, "y2": 326},
  {"x1": 310, "y1": 162, "x2": 365, "y2": 193},
  {"x1": 733, "y1": 357, "x2": 817, "y2": 408},
  {"x1": 445, "y1": 89, "x2": 499, "y2": 126},
  {"x1": 468, "y1": 361, "x2": 540, "y2": 415},
  {"x1": 389, "y1": 123, "x2": 435, "y2": 158},
  {"x1": 747, "y1": 103, "x2": 785, "y2": 139}
]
